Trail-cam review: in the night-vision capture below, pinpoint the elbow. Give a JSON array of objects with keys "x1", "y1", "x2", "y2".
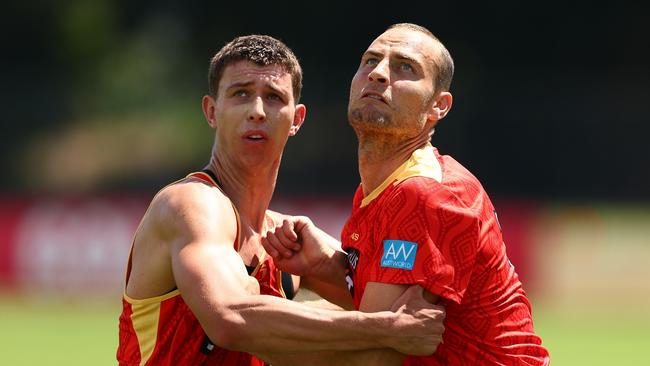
[{"x1": 205, "y1": 308, "x2": 249, "y2": 351}]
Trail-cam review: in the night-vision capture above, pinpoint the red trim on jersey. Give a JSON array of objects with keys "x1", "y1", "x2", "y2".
[{"x1": 188, "y1": 171, "x2": 218, "y2": 187}]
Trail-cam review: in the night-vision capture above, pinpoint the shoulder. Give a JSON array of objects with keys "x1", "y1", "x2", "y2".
[
  {"x1": 154, "y1": 178, "x2": 233, "y2": 220},
  {"x1": 390, "y1": 176, "x2": 447, "y2": 204},
  {"x1": 438, "y1": 153, "x2": 487, "y2": 203},
  {"x1": 149, "y1": 178, "x2": 237, "y2": 240},
  {"x1": 390, "y1": 177, "x2": 480, "y2": 222}
]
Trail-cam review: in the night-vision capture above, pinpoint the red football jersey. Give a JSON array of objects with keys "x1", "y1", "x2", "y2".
[
  {"x1": 341, "y1": 144, "x2": 549, "y2": 365},
  {"x1": 117, "y1": 172, "x2": 291, "y2": 366}
]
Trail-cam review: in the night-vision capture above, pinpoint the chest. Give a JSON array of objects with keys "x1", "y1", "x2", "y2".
[
  {"x1": 238, "y1": 236, "x2": 265, "y2": 267},
  {"x1": 238, "y1": 235, "x2": 282, "y2": 298}
]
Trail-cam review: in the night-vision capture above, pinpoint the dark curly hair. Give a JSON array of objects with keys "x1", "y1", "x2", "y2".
[{"x1": 208, "y1": 35, "x2": 303, "y2": 102}]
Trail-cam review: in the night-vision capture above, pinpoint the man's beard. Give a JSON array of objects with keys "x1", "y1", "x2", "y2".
[{"x1": 348, "y1": 107, "x2": 392, "y2": 130}]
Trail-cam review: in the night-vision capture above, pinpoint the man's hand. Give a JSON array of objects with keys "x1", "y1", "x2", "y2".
[
  {"x1": 262, "y1": 216, "x2": 338, "y2": 277},
  {"x1": 264, "y1": 215, "x2": 354, "y2": 309},
  {"x1": 384, "y1": 285, "x2": 445, "y2": 355}
]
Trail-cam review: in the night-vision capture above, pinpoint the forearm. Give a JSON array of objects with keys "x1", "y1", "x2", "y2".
[
  {"x1": 295, "y1": 289, "x2": 347, "y2": 311},
  {"x1": 259, "y1": 348, "x2": 403, "y2": 366},
  {"x1": 302, "y1": 273, "x2": 355, "y2": 310},
  {"x1": 310, "y1": 249, "x2": 349, "y2": 287},
  {"x1": 214, "y1": 293, "x2": 394, "y2": 354}
]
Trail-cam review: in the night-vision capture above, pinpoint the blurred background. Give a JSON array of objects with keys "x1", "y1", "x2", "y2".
[{"x1": 1, "y1": 1, "x2": 649, "y2": 365}]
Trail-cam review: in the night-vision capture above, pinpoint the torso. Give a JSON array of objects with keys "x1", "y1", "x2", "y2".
[{"x1": 341, "y1": 144, "x2": 549, "y2": 365}]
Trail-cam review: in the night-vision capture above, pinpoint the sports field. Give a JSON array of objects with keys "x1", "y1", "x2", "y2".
[
  {"x1": 532, "y1": 304, "x2": 650, "y2": 365},
  {"x1": 2, "y1": 205, "x2": 648, "y2": 365},
  {"x1": 1, "y1": 295, "x2": 648, "y2": 365}
]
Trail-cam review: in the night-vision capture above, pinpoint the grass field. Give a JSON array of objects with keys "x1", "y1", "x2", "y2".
[
  {"x1": 532, "y1": 304, "x2": 650, "y2": 365},
  {"x1": 0, "y1": 296, "x2": 121, "y2": 366},
  {"x1": 1, "y1": 295, "x2": 648, "y2": 365}
]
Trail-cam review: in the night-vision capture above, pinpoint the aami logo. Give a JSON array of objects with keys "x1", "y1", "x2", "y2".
[{"x1": 380, "y1": 240, "x2": 418, "y2": 270}]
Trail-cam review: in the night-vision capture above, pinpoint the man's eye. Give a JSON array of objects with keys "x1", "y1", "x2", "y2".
[
  {"x1": 365, "y1": 58, "x2": 379, "y2": 66},
  {"x1": 400, "y1": 63, "x2": 414, "y2": 72},
  {"x1": 234, "y1": 90, "x2": 248, "y2": 97},
  {"x1": 267, "y1": 94, "x2": 281, "y2": 101}
]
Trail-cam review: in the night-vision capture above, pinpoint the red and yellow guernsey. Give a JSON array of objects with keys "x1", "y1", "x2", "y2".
[
  {"x1": 117, "y1": 171, "x2": 290, "y2": 366},
  {"x1": 341, "y1": 144, "x2": 550, "y2": 365}
]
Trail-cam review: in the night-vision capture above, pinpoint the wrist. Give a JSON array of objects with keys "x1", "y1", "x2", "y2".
[
  {"x1": 309, "y1": 248, "x2": 346, "y2": 283},
  {"x1": 364, "y1": 310, "x2": 398, "y2": 350}
]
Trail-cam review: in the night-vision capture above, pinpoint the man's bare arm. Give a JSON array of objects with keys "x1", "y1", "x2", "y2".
[
  {"x1": 158, "y1": 183, "x2": 443, "y2": 355},
  {"x1": 259, "y1": 349, "x2": 398, "y2": 366},
  {"x1": 262, "y1": 216, "x2": 445, "y2": 365},
  {"x1": 258, "y1": 285, "x2": 441, "y2": 366}
]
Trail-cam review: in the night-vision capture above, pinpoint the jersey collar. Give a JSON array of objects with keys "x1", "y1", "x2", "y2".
[{"x1": 360, "y1": 143, "x2": 443, "y2": 208}]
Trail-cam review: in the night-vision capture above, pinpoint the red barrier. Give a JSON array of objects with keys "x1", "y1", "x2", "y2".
[
  {"x1": 0, "y1": 196, "x2": 147, "y2": 294},
  {"x1": 0, "y1": 195, "x2": 539, "y2": 294},
  {"x1": 0, "y1": 199, "x2": 30, "y2": 287}
]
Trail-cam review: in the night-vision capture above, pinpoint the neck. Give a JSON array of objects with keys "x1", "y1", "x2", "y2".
[
  {"x1": 205, "y1": 146, "x2": 279, "y2": 233},
  {"x1": 357, "y1": 129, "x2": 431, "y2": 196}
]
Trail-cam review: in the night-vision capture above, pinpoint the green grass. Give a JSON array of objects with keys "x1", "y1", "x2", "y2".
[
  {"x1": 534, "y1": 305, "x2": 650, "y2": 366},
  {"x1": 1, "y1": 296, "x2": 648, "y2": 365},
  {"x1": 0, "y1": 296, "x2": 121, "y2": 366}
]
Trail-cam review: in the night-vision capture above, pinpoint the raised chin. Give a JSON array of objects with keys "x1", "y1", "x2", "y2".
[{"x1": 349, "y1": 106, "x2": 391, "y2": 127}]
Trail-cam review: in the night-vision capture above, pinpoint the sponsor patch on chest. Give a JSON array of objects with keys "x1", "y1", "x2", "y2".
[{"x1": 381, "y1": 240, "x2": 418, "y2": 270}]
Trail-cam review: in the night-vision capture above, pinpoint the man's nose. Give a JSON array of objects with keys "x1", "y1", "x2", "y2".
[
  {"x1": 368, "y1": 60, "x2": 389, "y2": 83},
  {"x1": 248, "y1": 97, "x2": 266, "y2": 122}
]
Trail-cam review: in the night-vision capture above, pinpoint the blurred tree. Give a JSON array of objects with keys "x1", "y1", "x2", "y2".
[{"x1": 1, "y1": 1, "x2": 649, "y2": 199}]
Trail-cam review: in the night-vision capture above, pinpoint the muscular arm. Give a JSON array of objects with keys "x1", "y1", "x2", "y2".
[
  {"x1": 158, "y1": 182, "x2": 442, "y2": 356},
  {"x1": 261, "y1": 284, "x2": 441, "y2": 366},
  {"x1": 173, "y1": 243, "x2": 395, "y2": 354},
  {"x1": 260, "y1": 349, "x2": 397, "y2": 366},
  {"x1": 262, "y1": 216, "x2": 444, "y2": 365},
  {"x1": 355, "y1": 282, "x2": 440, "y2": 365}
]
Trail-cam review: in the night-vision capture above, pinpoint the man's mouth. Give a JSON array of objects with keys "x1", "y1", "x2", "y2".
[
  {"x1": 243, "y1": 131, "x2": 268, "y2": 141},
  {"x1": 361, "y1": 91, "x2": 387, "y2": 104}
]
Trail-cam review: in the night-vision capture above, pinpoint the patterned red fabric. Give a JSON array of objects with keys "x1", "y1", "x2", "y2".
[
  {"x1": 341, "y1": 147, "x2": 550, "y2": 365},
  {"x1": 117, "y1": 255, "x2": 283, "y2": 365}
]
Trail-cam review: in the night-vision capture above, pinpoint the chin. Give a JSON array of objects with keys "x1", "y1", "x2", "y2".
[
  {"x1": 242, "y1": 148, "x2": 282, "y2": 167},
  {"x1": 349, "y1": 108, "x2": 392, "y2": 128}
]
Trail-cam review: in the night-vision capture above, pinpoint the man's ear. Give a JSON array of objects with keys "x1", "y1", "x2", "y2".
[
  {"x1": 202, "y1": 95, "x2": 218, "y2": 129},
  {"x1": 289, "y1": 104, "x2": 307, "y2": 136},
  {"x1": 427, "y1": 91, "x2": 453, "y2": 124}
]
